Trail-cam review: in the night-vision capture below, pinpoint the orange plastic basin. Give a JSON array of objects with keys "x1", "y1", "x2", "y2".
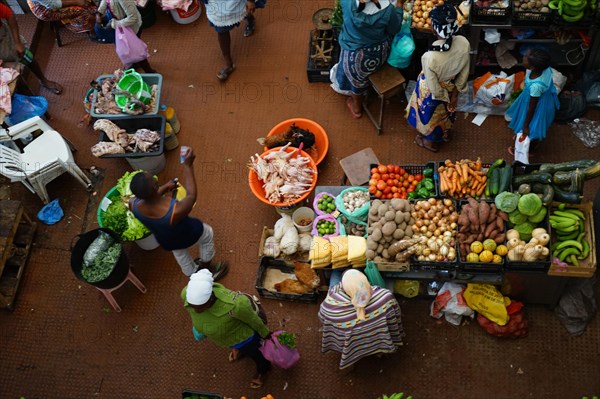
[
  {"x1": 264, "y1": 118, "x2": 329, "y2": 165},
  {"x1": 248, "y1": 146, "x2": 318, "y2": 206}
]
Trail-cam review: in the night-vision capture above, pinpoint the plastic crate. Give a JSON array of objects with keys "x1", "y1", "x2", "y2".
[
  {"x1": 96, "y1": 115, "x2": 165, "y2": 158},
  {"x1": 456, "y1": 200, "x2": 506, "y2": 273},
  {"x1": 505, "y1": 206, "x2": 551, "y2": 272},
  {"x1": 90, "y1": 73, "x2": 163, "y2": 118},
  {"x1": 257, "y1": 227, "x2": 309, "y2": 263},
  {"x1": 438, "y1": 160, "x2": 511, "y2": 200},
  {"x1": 369, "y1": 162, "x2": 438, "y2": 200},
  {"x1": 181, "y1": 389, "x2": 223, "y2": 399},
  {"x1": 307, "y1": 31, "x2": 340, "y2": 83},
  {"x1": 255, "y1": 257, "x2": 319, "y2": 303},
  {"x1": 511, "y1": 3, "x2": 554, "y2": 25},
  {"x1": 472, "y1": 3, "x2": 511, "y2": 23}
]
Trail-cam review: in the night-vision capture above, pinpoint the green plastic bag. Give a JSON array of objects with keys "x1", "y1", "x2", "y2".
[
  {"x1": 387, "y1": 16, "x2": 414, "y2": 69},
  {"x1": 365, "y1": 260, "x2": 386, "y2": 288},
  {"x1": 334, "y1": 187, "x2": 369, "y2": 224}
]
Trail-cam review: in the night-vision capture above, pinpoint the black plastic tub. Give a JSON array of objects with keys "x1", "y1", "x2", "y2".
[
  {"x1": 70, "y1": 228, "x2": 129, "y2": 289},
  {"x1": 255, "y1": 257, "x2": 319, "y2": 303},
  {"x1": 96, "y1": 115, "x2": 166, "y2": 158},
  {"x1": 181, "y1": 389, "x2": 223, "y2": 399}
]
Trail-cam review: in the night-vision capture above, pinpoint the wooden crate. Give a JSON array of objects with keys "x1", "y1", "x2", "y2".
[
  {"x1": 257, "y1": 227, "x2": 309, "y2": 264},
  {"x1": 548, "y1": 202, "x2": 596, "y2": 278}
]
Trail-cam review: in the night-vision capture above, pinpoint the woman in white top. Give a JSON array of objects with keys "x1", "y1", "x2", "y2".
[{"x1": 406, "y1": 3, "x2": 470, "y2": 152}]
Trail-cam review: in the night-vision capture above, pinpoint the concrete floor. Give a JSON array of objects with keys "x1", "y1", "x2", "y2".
[{"x1": 1, "y1": 4, "x2": 600, "y2": 398}]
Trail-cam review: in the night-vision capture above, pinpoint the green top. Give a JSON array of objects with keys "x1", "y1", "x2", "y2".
[{"x1": 181, "y1": 283, "x2": 269, "y2": 348}]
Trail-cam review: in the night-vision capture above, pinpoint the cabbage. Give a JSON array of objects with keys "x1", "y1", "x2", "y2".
[
  {"x1": 514, "y1": 222, "x2": 535, "y2": 242},
  {"x1": 528, "y1": 206, "x2": 547, "y2": 224},
  {"x1": 495, "y1": 191, "x2": 520, "y2": 213},
  {"x1": 517, "y1": 193, "x2": 542, "y2": 216},
  {"x1": 509, "y1": 210, "x2": 528, "y2": 225}
]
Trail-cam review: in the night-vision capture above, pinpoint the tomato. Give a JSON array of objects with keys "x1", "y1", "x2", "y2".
[
  {"x1": 398, "y1": 176, "x2": 404, "y2": 183},
  {"x1": 400, "y1": 192, "x2": 407, "y2": 199},
  {"x1": 369, "y1": 179, "x2": 378, "y2": 186},
  {"x1": 368, "y1": 185, "x2": 377, "y2": 194},
  {"x1": 391, "y1": 186, "x2": 398, "y2": 193},
  {"x1": 407, "y1": 175, "x2": 415, "y2": 183},
  {"x1": 393, "y1": 165, "x2": 401, "y2": 174},
  {"x1": 388, "y1": 173, "x2": 396, "y2": 180},
  {"x1": 403, "y1": 180, "x2": 409, "y2": 188},
  {"x1": 376, "y1": 180, "x2": 387, "y2": 191},
  {"x1": 383, "y1": 186, "x2": 392, "y2": 194},
  {"x1": 398, "y1": 167, "x2": 406, "y2": 176},
  {"x1": 393, "y1": 179, "x2": 399, "y2": 186},
  {"x1": 375, "y1": 190, "x2": 383, "y2": 198},
  {"x1": 378, "y1": 164, "x2": 388, "y2": 174},
  {"x1": 381, "y1": 173, "x2": 390, "y2": 181},
  {"x1": 407, "y1": 186, "x2": 415, "y2": 193},
  {"x1": 393, "y1": 192, "x2": 401, "y2": 198},
  {"x1": 399, "y1": 187, "x2": 406, "y2": 193},
  {"x1": 411, "y1": 180, "x2": 418, "y2": 187},
  {"x1": 371, "y1": 173, "x2": 381, "y2": 181},
  {"x1": 386, "y1": 193, "x2": 393, "y2": 199},
  {"x1": 387, "y1": 164, "x2": 396, "y2": 173},
  {"x1": 371, "y1": 167, "x2": 379, "y2": 174},
  {"x1": 386, "y1": 179, "x2": 394, "y2": 187},
  {"x1": 415, "y1": 173, "x2": 424, "y2": 181}
]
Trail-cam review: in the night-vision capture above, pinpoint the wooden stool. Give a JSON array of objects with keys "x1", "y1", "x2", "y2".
[
  {"x1": 339, "y1": 147, "x2": 380, "y2": 186},
  {"x1": 363, "y1": 64, "x2": 406, "y2": 135}
]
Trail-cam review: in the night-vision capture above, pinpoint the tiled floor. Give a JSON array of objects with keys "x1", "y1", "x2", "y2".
[{"x1": 1, "y1": 4, "x2": 600, "y2": 398}]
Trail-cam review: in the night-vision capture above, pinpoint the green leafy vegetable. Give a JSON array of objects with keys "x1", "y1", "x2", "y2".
[
  {"x1": 104, "y1": 201, "x2": 128, "y2": 237},
  {"x1": 116, "y1": 170, "x2": 143, "y2": 198},
  {"x1": 122, "y1": 211, "x2": 150, "y2": 241},
  {"x1": 508, "y1": 209, "x2": 528, "y2": 225},
  {"x1": 517, "y1": 193, "x2": 543, "y2": 216},
  {"x1": 514, "y1": 222, "x2": 535, "y2": 242},
  {"x1": 277, "y1": 331, "x2": 297, "y2": 349},
  {"x1": 82, "y1": 242, "x2": 122, "y2": 283},
  {"x1": 495, "y1": 191, "x2": 520, "y2": 213}
]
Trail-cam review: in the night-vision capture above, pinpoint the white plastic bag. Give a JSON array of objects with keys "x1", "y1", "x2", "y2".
[
  {"x1": 430, "y1": 282, "x2": 474, "y2": 326},
  {"x1": 473, "y1": 71, "x2": 515, "y2": 107},
  {"x1": 514, "y1": 132, "x2": 530, "y2": 164}
]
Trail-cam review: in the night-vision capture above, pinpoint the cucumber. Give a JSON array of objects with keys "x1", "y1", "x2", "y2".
[
  {"x1": 513, "y1": 172, "x2": 552, "y2": 186},
  {"x1": 552, "y1": 162, "x2": 600, "y2": 185},
  {"x1": 531, "y1": 183, "x2": 554, "y2": 205},
  {"x1": 568, "y1": 169, "x2": 585, "y2": 194},
  {"x1": 499, "y1": 166, "x2": 512, "y2": 194},
  {"x1": 538, "y1": 159, "x2": 598, "y2": 174},
  {"x1": 490, "y1": 168, "x2": 500, "y2": 196},
  {"x1": 552, "y1": 184, "x2": 583, "y2": 204}
]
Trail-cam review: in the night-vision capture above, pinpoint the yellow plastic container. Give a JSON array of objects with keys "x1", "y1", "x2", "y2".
[
  {"x1": 164, "y1": 122, "x2": 179, "y2": 151},
  {"x1": 160, "y1": 104, "x2": 181, "y2": 134}
]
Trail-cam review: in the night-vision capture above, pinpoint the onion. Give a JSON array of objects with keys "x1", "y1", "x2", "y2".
[
  {"x1": 411, "y1": 211, "x2": 418, "y2": 219},
  {"x1": 439, "y1": 244, "x2": 449, "y2": 257},
  {"x1": 428, "y1": 253, "x2": 437, "y2": 261},
  {"x1": 415, "y1": 220, "x2": 424, "y2": 228},
  {"x1": 423, "y1": 248, "x2": 431, "y2": 256},
  {"x1": 418, "y1": 255, "x2": 426, "y2": 261},
  {"x1": 421, "y1": 201, "x2": 431, "y2": 211},
  {"x1": 428, "y1": 240, "x2": 439, "y2": 252},
  {"x1": 427, "y1": 209, "x2": 436, "y2": 219},
  {"x1": 449, "y1": 214, "x2": 459, "y2": 223},
  {"x1": 425, "y1": 231, "x2": 433, "y2": 238},
  {"x1": 442, "y1": 209, "x2": 450, "y2": 216},
  {"x1": 428, "y1": 198, "x2": 437, "y2": 205},
  {"x1": 443, "y1": 199, "x2": 453, "y2": 207},
  {"x1": 450, "y1": 222, "x2": 457, "y2": 230},
  {"x1": 420, "y1": 226, "x2": 428, "y2": 234},
  {"x1": 434, "y1": 229, "x2": 441, "y2": 236},
  {"x1": 428, "y1": 223, "x2": 436, "y2": 232}
]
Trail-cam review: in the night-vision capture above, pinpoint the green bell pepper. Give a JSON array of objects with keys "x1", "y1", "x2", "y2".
[{"x1": 423, "y1": 167, "x2": 434, "y2": 178}]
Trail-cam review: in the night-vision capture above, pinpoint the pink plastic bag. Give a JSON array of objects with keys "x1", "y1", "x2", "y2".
[
  {"x1": 115, "y1": 26, "x2": 148, "y2": 65},
  {"x1": 259, "y1": 330, "x2": 300, "y2": 369}
]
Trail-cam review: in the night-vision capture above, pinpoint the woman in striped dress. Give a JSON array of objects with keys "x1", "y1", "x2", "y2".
[{"x1": 318, "y1": 269, "x2": 404, "y2": 369}]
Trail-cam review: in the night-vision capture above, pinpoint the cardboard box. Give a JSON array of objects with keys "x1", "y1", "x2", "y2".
[
  {"x1": 258, "y1": 226, "x2": 309, "y2": 264},
  {"x1": 548, "y1": 202, "x2": 597, "y2": 278}
]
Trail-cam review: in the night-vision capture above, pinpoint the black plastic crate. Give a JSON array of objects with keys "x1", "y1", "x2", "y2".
[
  {"x1": 410, "y1": 257, "x2": 458, "y2": 271},
  {"x1": 255, "y1": 257, "x2": 319, "y2": 303},
  {"x1": 368, "y1": 162, "x2": 438, "y2": 200},
  {"x1": 438, "y1": 160, "x2": 498, "y2": 200},
  {"x1": 455, "y1": 200, "x2": 506, "y2": 273},
  {"x1": 96, "y1": 115, "x2": 165, "y2": 158},
  {"x1": 505, "y1": 214, "x2": 551, "y2": 272},
  {"x1": 512, "y1": 3, "x2": 554, "y2": 25},
  {"x1": 181, "y1": 389, "x2": 223, "y2": 399},
  {"x1": 472, "y1": 4, "x2": 511, "y2": 23},
  {"x1": 307, "y1": 31, "x2": 340, "y2": 83}
]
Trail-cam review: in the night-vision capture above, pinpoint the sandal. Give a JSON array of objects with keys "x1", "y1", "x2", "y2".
[
  {"x1": 228, "y1": 349, "x2": 243, "y2": 362},
  {"x1": 244, "y1": 19, "x2": 255, "y2": 37},
  {"x1": 217, "y1": 65, "x2": 236, "y2": 81},
  {"x1": 41, "y1": 81, "x2": 63, "y2": 95},
  {"x1": 346, "y1": 97, "x2": 362, "y2": 119},
  {"x1": 250, "y1": 374, "x2": 264, "y2": 389},
  {"x1": 193, "y1": 260, "x2": 230, "y2": 281},
  {"x1": 415, "y1": 135, "x2": 438, "y2": 153}
]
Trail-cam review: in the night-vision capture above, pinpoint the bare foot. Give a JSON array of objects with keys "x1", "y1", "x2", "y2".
[{"x1": 250, "y1": 373, "x2": 264, "y2": 389}]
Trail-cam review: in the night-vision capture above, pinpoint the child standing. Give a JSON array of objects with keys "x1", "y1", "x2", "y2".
[{"x1": 506, "y1": 49, "x2": 559, "y2": 155}]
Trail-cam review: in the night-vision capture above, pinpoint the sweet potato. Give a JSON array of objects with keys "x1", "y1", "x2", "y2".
[
  {"x1": 494, "y1": 233, "x2": 506, "y2": 244},
  {"x1": 467, "y1": 207, "x2": 479, "y2": 230},
  {"x1": 477, "y1": 232, "x2": 484, "y2": 242},
  {"x1": 487, "y1": 205, "x2": 497, "y2": 224},
  {"x1": 497, "y1": 211, "x2": 508, "y2": 222},
  {"x1": 484, "y1": 223, "x2": 497, "y2": 237},
  {"x1": 467, "y1": 197, "x2": 478, "y2": 209},
  {"x1": 489, "y1": 229, "x2": 499, "y2": 239},
  {"x1": 465, "y1": 234, "x2": 478, "y2": 244},
  {"x1": 496, "y1": 217, "x2": 504, "y2": 231},
  {"x1": 479, "y1": 202, "x2": 490, "y2": 226}
]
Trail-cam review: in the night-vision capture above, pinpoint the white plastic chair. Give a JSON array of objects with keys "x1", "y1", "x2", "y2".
[{"x1": 0, "y1": 117, "x2": 92, "y2": 204}]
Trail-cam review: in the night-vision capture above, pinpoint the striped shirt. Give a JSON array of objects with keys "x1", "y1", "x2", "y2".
[{"x1": 318, "y1": 285, "x2": 404, "y2": 369}]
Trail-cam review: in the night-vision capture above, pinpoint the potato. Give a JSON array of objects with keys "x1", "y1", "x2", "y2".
[
  {"x1": 405, "y1": 226, "x2": 414, "y2": 237},
  {"x1": 382, "y1": 221, "x2": 397, "y2": 236},
  {"x1": 385, "y1": 235, "x2": 394, "y2": 243},
  {"x1": 371, "y1": 228, "x2": 382, "y2": 242},
  {"x1": 541, "y1": 6, "x2": 549, "y2": 11},
  {"x1": 369, "y1": 205, "x2": 379, "y2": 217},
  {"x1": 382, "y1": 249, "x2": 389, "y2": 259},
  {"x1": 377, "y1": 204, "x2": 389, "y2": 217},
  {"x1": 367, "y1": 239, "x2": 378, "y2": 251},
  {"x1": 393, "y1": 229, "x2": 405, "y2": 240},
  {"x1": 394, "y1": 212, "x2": 404, "y2": 224},
  {"x1": 377, "y1": 244, "x2": 384, "y2": 254},
  {"x1": 366, "y1": 249, "x2": 376, "y2": 260},
  {"x1": 398, "y1": 221, "x2": 407, "y2": 231},
  {"x1": 384, "y1": 210, "x2": 396, "y2": 221},
  {"x1": 374, "y1": 256, "x2": 383, "y2": 263},
  {"x1": 404, "y1": 212, "x2": 411, "y2": 222}
]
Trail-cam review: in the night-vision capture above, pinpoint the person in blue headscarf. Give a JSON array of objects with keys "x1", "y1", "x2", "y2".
[
  {"x1": 330, "y1": 0, "x2": 402, "y2": 119},
  {"x1": 406, "y1": 3, "x2": 470, "y2": 152}
]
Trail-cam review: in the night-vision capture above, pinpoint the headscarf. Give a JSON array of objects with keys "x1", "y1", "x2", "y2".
[
  {"x1": 186, "y1": 269, "x2": 214, "y2": 305},
  {"x1": 341, "y1": 270, "x2": 372, "y2": 321},
  {"x1": 356, "y1": 0, "x2": 390, "y2": 15},
  {"x1": 429, "y1": 4, "x2": 459, "y2": 52}
]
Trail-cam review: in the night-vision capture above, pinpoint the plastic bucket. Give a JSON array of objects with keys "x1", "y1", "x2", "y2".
[
  {"x1": 274, "y1": 203, "x2": 301, "y2": 216},
  {"x1": 70, "y1": 228, "x2": 129, "y2": 289},
  {"x1": 170, "y1": 0, "x2": 202, "y2": 24},
  {"x1": 292, "y1": 207, "x2": 315, "y2": 233},
  {"x1": 135, "y1": 233, "x2": 160, "y2": 250},
  {"x1": 125, "y1": 153, "x2": 166, "y2": 175},
  {"x1": 115, "y1": 69, "x2": 152, "y2": 109}
]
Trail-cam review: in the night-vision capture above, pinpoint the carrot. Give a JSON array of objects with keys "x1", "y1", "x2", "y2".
[
  {"x1": 451, "y1": 173, "x2": 459, "y2": 196},
  {"x1": 444, "y1": 159, "x2": 453, "y2": 167},
  {"x1": 475, "y1": 158, "x2": 482, "y2": 171},
  {"x1": 440, "y1": 171, "x2": 448, "y2": 193},
  {"x1": 454, "y1": 164, "x2": 463, "y2": 184},
  {"x1": 462, "y1": 163, "x2": 469, "y2": 185}
]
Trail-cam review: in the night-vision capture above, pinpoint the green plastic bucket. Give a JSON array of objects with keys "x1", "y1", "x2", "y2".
[{"x1": 115, "y1": 69, "x2": 152, "y2": 110}]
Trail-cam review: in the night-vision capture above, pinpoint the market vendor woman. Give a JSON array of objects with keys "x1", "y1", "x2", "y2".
[
  {"x1": 406, "y1": 3, "x2": 470, "y2": 153},
  {"x1": 330, "y1": 0, "x2": 402, "y2": 119},
  {"x1": 182, "y1": 269, "x2": 272, "y2": 389}
]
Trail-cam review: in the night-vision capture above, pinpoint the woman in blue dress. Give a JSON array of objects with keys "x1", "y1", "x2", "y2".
[{"x1": 506, "y1": 49, "x2": 559, "y2": 154}]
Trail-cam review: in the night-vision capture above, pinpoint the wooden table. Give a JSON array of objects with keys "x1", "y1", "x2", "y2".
[{"x1": 0, "y1": 200, "x2": 37, "y2": 310}]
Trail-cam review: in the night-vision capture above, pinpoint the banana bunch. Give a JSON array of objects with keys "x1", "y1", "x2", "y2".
[
  {"x1": 550, "y1": 204, "x2": 591, "y2": 266},
  {"x1": 379, "y1": 394, "x2": 412, "y2": 399},
  {"x1": 548, "y1": 0, "x2": 596, "y2": 22}
]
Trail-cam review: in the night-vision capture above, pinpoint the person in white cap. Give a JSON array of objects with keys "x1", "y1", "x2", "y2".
[{"x1": 182, "y1": 269, "x2": 271, "y2": 389}]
